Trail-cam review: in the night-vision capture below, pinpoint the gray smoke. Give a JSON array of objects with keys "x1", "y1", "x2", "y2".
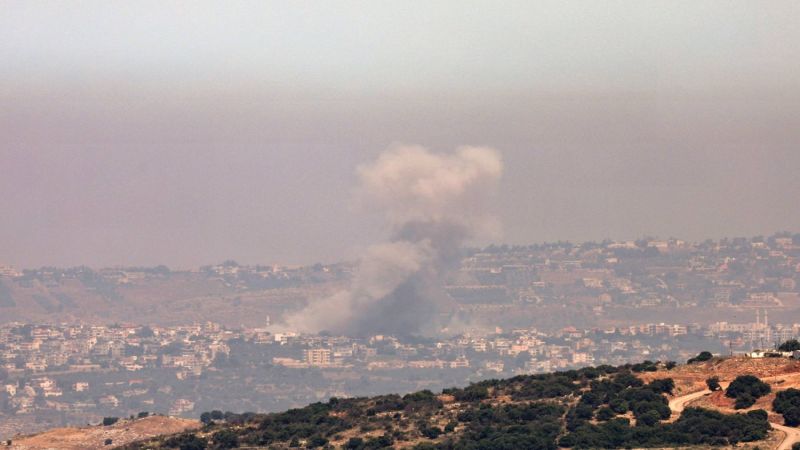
[{"x1": 283, "y1": 145, "x2": 503, "y2": 336}]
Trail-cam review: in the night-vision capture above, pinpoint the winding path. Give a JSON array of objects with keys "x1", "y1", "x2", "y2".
[
  {"x1": 666, "y1": 381, "x2": 800, "y2": 450},
  {"x1": 668, "y1": 389, "x2": 710, "y2": 417},
  {"x1": 771, "y1": 422, "x2": 800, "y2": 450}
]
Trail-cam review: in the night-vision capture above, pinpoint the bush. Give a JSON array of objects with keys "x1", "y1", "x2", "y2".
[
  {"x1": 306, "y1": 435, "x2": 328, "y2": 448},
  {"x1": 665, "y1": 361, "x2": 677, "y2": 370},
  {"x1": 609, "y1": 397, "x2": 629, "y2": 414},
  {"x1": 735, "y1": 393, "x2": 756, "y2": 409},
  {"x1": 726, "y1": 375, "x2": 771, "y2": 408},
  {"x1": 647, "y1": 378, "x2": 675, "y2": 395},
  {"x1": 779, "y1": 339, "x2": 800, "y2": 352},
  {"x1": 631, "y1": 360, "x2": 659, "y2": 372},
  {"x1": 454, "y1": 385, "x2": 489, "y2": 402},
  {"x1": 211, "y1": 430, "x2": 238, "y2": 449},
  {"x1": 706, "y1": 376, "x2": 721, "y2": 391},
  {"x1": 104, "y1": 438, "x2": 113, "y2": 446},
  {"x1": 164, "y1": 434, "x2": 207, "y2": 450},
  {"x1": 102, "y1": 417, "x2": 119, "y2": 426},
  {"x1": 687, "y1": 351, "x2": 713, "y2": 364},
  {"x1": 420, "y1": 426, "x2": 442, "y2": 439},
  {"x1": 637, "y1": 409, "x2": 662, "y2": 427},
  {"x1": 595, "y1": 407, "x2": 615, "y2": 421},
  {"x1": 773, "y1": 388, "x2": 800, "y2": 426},
  {"x1": 783, "y1": 407, "x2": 800, "y2": 427},
  {"x1": 344, "y1": 437, "x2": 364, "y2": 449}
]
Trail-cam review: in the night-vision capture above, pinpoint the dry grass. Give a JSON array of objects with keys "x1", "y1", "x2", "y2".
[{"x1": 9, "y1": 416, "x2": 199, "y2": 450}]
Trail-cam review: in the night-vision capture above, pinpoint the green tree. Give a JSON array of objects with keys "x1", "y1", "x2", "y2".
[
  {"x1": 735, "y1": 393, "x2": 756, "y2": 409},
  {"x1": 779, "y1": 339, "x2": 800, "y2": 352},
  {"x1": 596, "y1": 407, "x2": 615, "y2": 421},
  {"x1": 211, "y1": 430, "x2": 238, "y2": 449},
  {"x1": 773, "y1": 388, "x2": 800, "y2": 425},
  {"x1": 102, "y1": 417, "x2": 118, "y2": 426},
  {"x1": 726, "y1": 375, "x2": 771, "y2": 408},
  {"x1": 688, "y1": 351, "x2": 713, "y2": 364}
]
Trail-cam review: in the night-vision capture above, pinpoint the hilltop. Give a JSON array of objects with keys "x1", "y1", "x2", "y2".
[
  {"x1": 111, "y1": 356, "x2": 800, "y2": 450},
  {"x1": 5, "y1": 415, "x2": 198, "y2": 450}
]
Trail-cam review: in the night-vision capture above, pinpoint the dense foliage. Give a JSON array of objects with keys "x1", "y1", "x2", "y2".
[
  {"x1": 559, "y1": 408, "x2": 769, "y2": 448},
  {"x1": 779, "y1": 339, "x2": 800, "y2": 352},
  {"x1": 687, "y1": 351, "x2": 713, "y2": 364},
  {"x1": 725, "y1": 375, "x2": 771, "y2": 409},
  {"x1": 706, "y1": 376, "x2": 721, "y2": 391},
  {"x1": 773, "y1": 388, "x2": 800, "y2": 426},
  {"x1": 121, "y1": 362, "x2": 773, "y2": 450}
]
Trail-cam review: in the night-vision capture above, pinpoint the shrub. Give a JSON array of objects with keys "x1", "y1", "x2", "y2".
[
  {"x1": 306, "y1": 435, "x2": 328, "y2": 448},
  {"x1": 773, "y1": 388, "x2": 800, "y2": 426},
  {"x1": 211, "y1": 430, "x2": 238, "y2": 449},
  {"x1": 783, "y1": 408, "x2": 800, "y2": 427},
  {"x1": 344, "y1": 437, "x2": 364, "y2": 449},
  {"x1": 609, "y1": 397, "x2": 629, "y2": 414},
  {"x1": 687, "y1": 351, "x2": 713, "y2": 364},
  {"x1": 735, "y1": 393, "x2": 756, "y2": 409},
  {"x1": 779, "y1": 339, "x2": 800, "y2": 352},
  {"x1": 726, "y1": 375, "x2": 771, "y2": 408},
  {"x1": 706, "y1": 376, "x2": 721, "y2": 391},
  {"x1": 631, "y1": 360, "x2": 659, "y2": 372},
  {"x1": 595, "y1": 407, "x2": 616, "y2": 421},
  {"x1": 164, "y1": 434, "x2": 207, "y2": 450},
  {"x1": 637, "y1": 409, "x2": 662, "y2": 427},
  {"x1": 102, "y1": 417, "x2": 118, "y2": 426},
  {"x1": 420, "y1": 426, "x2": 442, "y2": 439},
  {"x1": 648, "y1": 378, "x2": 675, "y2": 395}
]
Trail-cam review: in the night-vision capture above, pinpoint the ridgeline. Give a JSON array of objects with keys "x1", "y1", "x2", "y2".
[{"x1": 118, "y1": 355, "x2": 800, "y2": 450}]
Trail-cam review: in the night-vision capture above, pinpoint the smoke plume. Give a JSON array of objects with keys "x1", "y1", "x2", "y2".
[{"x1": 284, "y1": 145, "x2": 503, "y2": 336}]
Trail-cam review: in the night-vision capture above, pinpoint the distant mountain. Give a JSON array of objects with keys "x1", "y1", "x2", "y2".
[{"x1": 116, "y1": 356, "x2": 800, "y2": 450}]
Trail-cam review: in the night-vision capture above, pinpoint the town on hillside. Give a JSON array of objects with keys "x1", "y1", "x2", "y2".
[{"x1": 1, "y1": 233, "x2": 800, "y2": 439}]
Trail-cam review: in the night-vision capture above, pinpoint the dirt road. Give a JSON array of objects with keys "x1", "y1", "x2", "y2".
[
  {"x1": 668, "y1": 389, "x2": 710, "y2": 417},
  {"x1": 771, "y1": 422, "x2": 800, "y2": 450},
  {"x1": 667, "y1": 381, "x2": 800, "y2": 450}
]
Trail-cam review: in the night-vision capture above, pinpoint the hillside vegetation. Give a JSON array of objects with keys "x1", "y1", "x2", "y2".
[{"x1": 120, "y1": 362, "x2": 774, "y2": 450}]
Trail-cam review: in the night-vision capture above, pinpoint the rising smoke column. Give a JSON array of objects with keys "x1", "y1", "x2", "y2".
[{"x1": 284, "y1": 145, "x2": 503, "y2": 336}]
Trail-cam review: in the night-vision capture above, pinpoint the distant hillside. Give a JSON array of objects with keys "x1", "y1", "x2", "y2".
[
  {"x1": 0, "y1": 269, "x2": 344, "y2": 327},
  {"x1": 118, "y1": 357, "x2": 800, "y2": 450}
]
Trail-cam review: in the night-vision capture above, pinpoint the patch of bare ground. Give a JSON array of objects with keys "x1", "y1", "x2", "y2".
[
  {"x1": 641, "y1": 357, "x2": 800, "y2": 394},
  {"x1": 8, "y1": 416, "x2": 199, "y2": 450}
]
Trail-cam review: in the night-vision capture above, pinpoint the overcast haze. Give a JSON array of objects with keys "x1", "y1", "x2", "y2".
[{"x1": 2, "y1": 1, "x2": 799, "y2": 268}]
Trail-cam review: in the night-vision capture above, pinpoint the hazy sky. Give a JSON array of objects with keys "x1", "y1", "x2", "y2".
[{"x1": 2, "y1": 1, "x2": 799, "y2": 268}]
